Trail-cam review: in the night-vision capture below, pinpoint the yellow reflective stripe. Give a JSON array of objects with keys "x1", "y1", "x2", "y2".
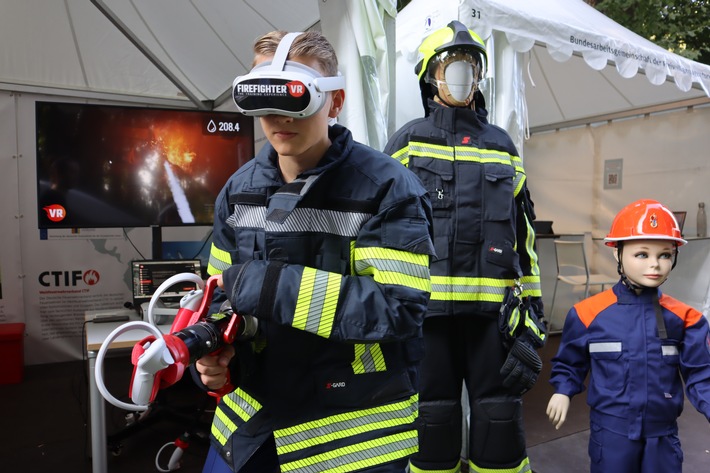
[
  {"x1": 430, "y1": 276, "x2": 510, "y2": 302},
  {"x1": 390, "y1": 146, "x2": 409, "y2": 167},
  {"x1": 274, "y1": 394, "x2": 418, "y2": 455},
  {"x1": 210, "y1": 387, "x2": 263, "y2": 446},
  {"x1": 524, "y1": 214, "x2": 541, "y2": 277},
  {"x1": 293, "y1": 267, "x2": 341, "y2": 338},
  {"x1": 353, "y1": 247, "x2": 431, "y2": 292},
  {"x1": 409, "y1": 461, "x2": 461, "y2": 473},
  {"x1": 280, "y1": 430, "x2": 418, "y2": 473},
  {"x1": 431, "y1": 275, "x2": 541, "y2": 301},
  {"x1": 208, "y1": 243, "x2": 232, "y2": 276},
  {"x1": 222, "y1": 387, "x2": 262, "y2": 422},
  {"x1": 454, "y1": 146, "x2": 518, "y2": 166},
  {"x1": 507, "y1": 305, "x2": 521, "y2": 337},
  {"x1": 469, "y1": 455, "x2": 531, "y2": 473},
  {"x1": 351, "y1": 343, "x2": 387, "y2": 374},
  {"x1": 408, "y1": 142, "x2": 454, "y2": 161},
  {"x1": 513, "y1": 171, "x2": 526, "y2": 197},
  {"x1": 211, "y1": 406, "x2": 236, "y2": 446},
  {"x1": 519, "y1": 275, "x2": 542, "y2": 298}
]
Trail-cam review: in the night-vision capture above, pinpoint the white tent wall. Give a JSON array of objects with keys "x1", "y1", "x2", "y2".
[{"x1": 524, "y1": 105, "x2": 710, "y2": 319}]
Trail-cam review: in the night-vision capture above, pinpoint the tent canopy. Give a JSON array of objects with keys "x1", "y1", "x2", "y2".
[
  {"x1": 0, "y1": 0, "x2": 322, "y2": 109},
  {"x1": 2, "y1": 0, "x2": 710, "y2": 136},
  {"x1": 395, "y1": 0, "x2": 710, "y2": 134}
]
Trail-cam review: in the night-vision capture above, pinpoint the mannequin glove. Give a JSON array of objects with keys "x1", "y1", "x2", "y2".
[{"x1": 500, "y1": 337, "x2": 543, "y2": 395}]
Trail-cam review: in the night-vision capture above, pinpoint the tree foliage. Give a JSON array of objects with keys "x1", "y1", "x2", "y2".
[{"x1": 587, "y1": 0, "x2": 710, "y2": 64}]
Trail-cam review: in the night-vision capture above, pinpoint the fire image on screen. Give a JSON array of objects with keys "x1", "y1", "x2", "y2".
[{"x1": 36, "y1": 101, "x2": 254, "y2": 229}]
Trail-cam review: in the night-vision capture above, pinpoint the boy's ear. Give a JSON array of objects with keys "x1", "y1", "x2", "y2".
[
  {"x1": 613, "y1": 248, "x2": 620, "y2": 262},
  {"x1": 328, "y1": 89, "x2": 345, "y2": 118}
]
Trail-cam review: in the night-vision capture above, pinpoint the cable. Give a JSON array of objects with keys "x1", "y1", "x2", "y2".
[
  {"x1": 94, "y1": 320, "x2": 164, "y2": 412},
  {"x1": 123, "y1": 228, "x2": 147, "y2": 260}
]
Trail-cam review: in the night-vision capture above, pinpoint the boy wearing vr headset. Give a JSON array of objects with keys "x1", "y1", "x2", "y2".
[
  {"x1": 384, "y1": 20, "x2": 544, "y2": 473},
  {"x1": 194, "y1": 30, "x2": 435, "y2": 473}
]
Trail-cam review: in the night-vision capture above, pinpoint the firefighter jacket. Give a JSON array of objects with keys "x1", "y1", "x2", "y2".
[
  {"x1": 205, "y1": 124, "x2": 435, "y2": 472},
  {"x1": 550, "y1": 281, "x2": 710, "y2": 440},
  {"x1": 384, "y1": 100, "x2": 542, "y2": 319}
]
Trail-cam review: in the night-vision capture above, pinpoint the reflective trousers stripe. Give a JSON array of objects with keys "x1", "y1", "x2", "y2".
[{"x1": 469, "y1": 456, "x2": 532, "y2": 473}]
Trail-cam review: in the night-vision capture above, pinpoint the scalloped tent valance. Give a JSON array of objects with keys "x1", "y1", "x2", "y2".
[
  {"x1": 395, "y1": 0, "x2": 710, "y2": 135},
  {"x1": 466, "y1": 0, "x2": 710, "y2": 95}
]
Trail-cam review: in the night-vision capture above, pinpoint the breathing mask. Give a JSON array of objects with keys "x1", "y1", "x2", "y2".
[
  {"x1": 426, "y1": 49, "x2": 481, "y2": 107},
  {"x1": 232, "y1": 32, "x2": 345, "y2": 118}
]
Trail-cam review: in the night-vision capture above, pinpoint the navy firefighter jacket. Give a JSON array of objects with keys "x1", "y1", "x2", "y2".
[
  {"x1": 550, "y1": 280, "x2": 710, "y2": 440},
  {"x1": 205, "y1": 124, "x2": 435, "y2": 472},
  {"x1": 384, "y1": 99, "x2": 542, "y2": 319}
]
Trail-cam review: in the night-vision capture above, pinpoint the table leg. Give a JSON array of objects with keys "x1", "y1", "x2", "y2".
[{"x1": 88, "y1": 349, "x2": 108, "y2": 473}]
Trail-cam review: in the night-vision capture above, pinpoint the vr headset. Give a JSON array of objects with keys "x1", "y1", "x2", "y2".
[{"x1": 232, "y1": 32, "x2": 345, "y2": 118}]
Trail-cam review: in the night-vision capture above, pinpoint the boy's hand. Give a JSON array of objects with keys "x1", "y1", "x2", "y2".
[
  {"x1": 195, "y1": 343, "x2": 235, "y2": 390},
  {"x1": 546, "y1": 393, "x2": 571, "y2": 430}
]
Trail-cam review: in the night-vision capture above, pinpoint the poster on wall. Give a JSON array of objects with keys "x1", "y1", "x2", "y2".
[{"x1": 15, "y1": 96, "x2": 254, "y2": 365}]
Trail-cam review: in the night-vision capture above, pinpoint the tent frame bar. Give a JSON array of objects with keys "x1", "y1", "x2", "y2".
[
  {"x1": 530, "y1": 96, "x2": 710, "y2": 134},
  {"x1": 90, "y1": 0, "x2": 212, "y2": 111}
]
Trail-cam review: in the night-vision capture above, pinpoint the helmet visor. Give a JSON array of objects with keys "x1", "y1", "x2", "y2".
[{"x1": 426, "y1": 49, "x2": 481, "y2": 106}]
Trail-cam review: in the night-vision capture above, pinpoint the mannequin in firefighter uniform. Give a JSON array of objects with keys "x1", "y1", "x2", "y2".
[
  {"x1": 384, "y1": 21, "x2": 545, "y2": 473},
  {"x1": 547, "y1": 199, "x2": 710, "y2": 473},
  {"x1": 193, "y1": 30, "x2": 435, "y2": 473}
]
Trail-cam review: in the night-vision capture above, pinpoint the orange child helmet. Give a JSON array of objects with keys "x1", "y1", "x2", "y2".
[{"x1": 604, "y1": 199, "x2": 687, "y2": 247}]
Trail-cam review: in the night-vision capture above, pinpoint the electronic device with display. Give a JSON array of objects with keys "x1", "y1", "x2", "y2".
[
  {"x1": 131, "y1": 259, "x2": 203, "y2": 322},
  {"x1": 35, "y1": 101, "x2": 254, "y2": 236}
]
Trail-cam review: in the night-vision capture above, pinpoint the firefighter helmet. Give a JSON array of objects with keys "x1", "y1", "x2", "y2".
[
  {"x1": 415, "y1": 20, "x2": 487, "y2": 111},
  {"x1": 604, "y1": 199, "x2": 686, "y2": 247}
]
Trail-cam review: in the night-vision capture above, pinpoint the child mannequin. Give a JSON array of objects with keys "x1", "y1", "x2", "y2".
[{"x1": 546, "y1": 199, "x2": 710, "y2": 473}]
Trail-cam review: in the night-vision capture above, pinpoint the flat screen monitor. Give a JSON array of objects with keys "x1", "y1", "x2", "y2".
[
  {"x1": 131, "y1": 259, "x2": 202, "y2": 307},
  {"x1": 36, "y1": 101, "x2": 254, "y2": 229}
]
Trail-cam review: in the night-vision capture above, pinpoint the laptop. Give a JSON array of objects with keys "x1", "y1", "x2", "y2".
[{"x1": 131, "y1": 259, "x2": 202, "y2": 323}]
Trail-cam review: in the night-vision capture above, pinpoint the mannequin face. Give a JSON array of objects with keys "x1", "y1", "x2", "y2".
[
  {"x1": 615, "y1": 239, "x2": 675, "y2": 288},
  {"x1": 428, "y1": 49, "x2": 480, "y2": 107}
]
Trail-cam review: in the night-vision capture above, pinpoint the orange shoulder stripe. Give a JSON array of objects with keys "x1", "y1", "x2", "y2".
[
  {"x1": 573, "y1": 289, "x2": 617, "y2": 328},
  {"x1": 659, "y1": 294, "x2": 703, "y2": 328}
]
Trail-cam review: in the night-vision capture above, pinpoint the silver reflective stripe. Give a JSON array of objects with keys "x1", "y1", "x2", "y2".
[
  {"x1": 227, "y1": 205, "x2": 371, "y2": 237},
  {"x1": 589, "y1": 342, "x2": 622, "y2": 353},
  {"x1": 662, "y1": 345, "x2": 679, "y2": 356}
]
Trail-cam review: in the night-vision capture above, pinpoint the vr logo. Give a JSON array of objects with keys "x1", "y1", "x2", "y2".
[
  {"x1": 43, "y1": 204, "x2": 66, "y2": 222},
  {"x1": 286, "y1": 80, "x2": 306, "y2": 98}
]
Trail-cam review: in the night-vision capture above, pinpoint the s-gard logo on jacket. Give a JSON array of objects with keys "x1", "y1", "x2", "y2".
[{"x1": 43, "y1": 204, "x2": 66, "y2": 222}]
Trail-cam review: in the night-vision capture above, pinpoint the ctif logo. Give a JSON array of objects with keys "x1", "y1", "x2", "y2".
[
  {"x1": 286, "y1": 81, "x2": 306, "y2": 97},
  {"x1": 39, "y1": 269, "x2": 101, "y2": 287},
  {"x1": 43, "y1": 204, "x2": 66, "y2": 222}
]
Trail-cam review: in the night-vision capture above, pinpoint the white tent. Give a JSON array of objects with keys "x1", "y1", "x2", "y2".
[{"x1": 395, "y1": 0, "x2": 710, "y2": 150}]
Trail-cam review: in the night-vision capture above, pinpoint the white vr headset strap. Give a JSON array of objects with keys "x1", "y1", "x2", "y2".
[{"x1": 271, "y1": 32, "x2": 303, "y2": 71}]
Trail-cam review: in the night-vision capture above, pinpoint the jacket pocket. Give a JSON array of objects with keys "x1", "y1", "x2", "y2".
[
  {"x1": 589, "y1": 340, "x2": 626, "y2": 391},
  {"x1": 409, "y1": 157, "x2": 454, "y2": 211},
  {"x1": 482, "y1": 163, "x2": 515, "y2": 221},
  {"x1": 659, "y1": 341, "x2": 682, "y2": 399}
]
